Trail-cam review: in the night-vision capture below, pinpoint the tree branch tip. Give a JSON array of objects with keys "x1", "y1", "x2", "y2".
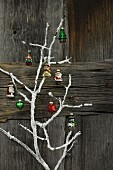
[
  {"x1": 47, "y1": 23, "x2": 49, "y2": 26},
  {"x1": 63, "y1": 15, "x2": 65, "y2": 18},
  {"x1": 22, "y1": 41, "x2": 26, "y2": 44},
  {"x1": 84, "y1": 103, "x2": 92, "y2": 106},
  {"x1": 78, "y1": 131, "x2": 81, "y2": 135}
]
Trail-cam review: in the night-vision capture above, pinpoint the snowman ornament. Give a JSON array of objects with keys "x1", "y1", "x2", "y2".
[
  {"x1": 6, "y1": 81, "x2": 15, "y2": 98},
  {"x1": 54, "y1": 69, "x2": 62, "y2": 85}
]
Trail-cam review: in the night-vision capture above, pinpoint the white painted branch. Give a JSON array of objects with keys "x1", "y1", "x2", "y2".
[
  {"x1": 33, "y1": 52, "x2": 43, "y2": 91},
  {"x1": 0, "y1": 68, "x2": 32, "y2": 94},
  {"x1": 0, "y1": 127, "x2": 50, "y2": 170},
  {"x1": 0, "y1": 17, "x2": 92, "y2": 170},
  {"x1": 36, "y1": 77, "x2": 45, "y2": 95},
  {"x1": 62, "y1": 74, "x2": 71, "y2": 104},
  {"x1": 17, "y1": 91, "x2": 31, "y2": 103},
  {"x1": 35, "y1": 121, "x2": 43, "y2": 127},
  {"x1": 50, "y1": 56, "x2": 71, "y2": 65},
  {"x1": 42, "y1": 74, "x2": 81, "y2": 127},
  {"x1": 10, "y1": 73, "x2": 31, "y2": 103},
  {"x1": 11, "y1": 74, "x2": 32, "y2": 94},
  {"x1": 54, "y1": 131, "x2": 72, "y2": 170},
  {"x1": 29, "y1": 43, "x2": 49, "y2": 50},
  {"x1": 47, "y1": 17, "x2": 64, "y2": 65},
  {"x1": 48, "y1": 92, "x2": 62, "y2": 102},
  {"x1": 44, "y1": 127, "x2": 81, "y2": 151},
  {"x1": 0, "y1": 128, "x2": 36, "y2": 158},
  {"x1": 58, "y1": 56, "x2": 71, "y2": 64},
  {"x1": 67, "y1": 140, "x2": 76, "y2": 153},
  {"x1": 63, "y1": 103, "x2": 92, "y2": 108},
  {"x1": 34, "y1": 23, "x2": 49, "y2": 92},
  {"x1": 30, "y1": 92, "x2": 50, "y2": 170},
  {"x1": 22, "y1": 40, "x2": 49, "y2": 49},
  {"x1": 19, "y1": 123, "x2": 46, "y2": 141},
  {"x1": 63, "y1": 104, "x2": 83, "y2": 108},
  {"x1": 0, "y1": 68, "x2": 10, "y2": 75},
  {"x1": 44, "y1": 23, "x2": 49, "y2": 46},
  {"x1": 84, "y1": 103, "x2": 92, "y2": 106}
]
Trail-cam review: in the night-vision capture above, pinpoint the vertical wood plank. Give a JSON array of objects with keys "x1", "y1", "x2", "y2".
[
  {"x1": 42, "y1": 117, "x2": 65, "y2": 170},
  {"x1": 0, "y1": 120, "x2": 42, "y2": 170},
  {"x1": 0, "y1": 117, "x2": 66, "y2": 170},
  {"x1": 68, "y1": 0, "x2": 113, "y2": 62},
  {"x1": 0, "y1": 0, "x2": 67, "y2": 63},
  {"x1": 65, "y1": 115, "x2": 82, "y2": 170},
  {"x1": 81, "y1": 114, "x2": 113, "y2": 170}
]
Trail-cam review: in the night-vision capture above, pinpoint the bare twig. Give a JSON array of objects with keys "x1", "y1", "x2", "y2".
[
  {"x1": 47, "y1": 17, "x2": 64, "y2": 65},
  {"x1": 50, "y1": 56, "x2": 71, "y2": 65},
  {"x1": 54, "y1": 131, "x2": 72, "y2": 170},
  {"x1": 10, "y1": 73, "x2": 31, "y2": 103},
  {"x1": 34, "y1": 23, "x2": 49, "y2": 92},
  {"x1": 44, "y1": 128, "x2": 81, "y2": 151},
  {"x1": 0, "y1": 17, "x2": 92, "y2": 170},
  {"x1": 19, "y1": 123, "x2": 46, "y2": 141},
  {"x1": 0, "y1": 68, "x2": 32, "y2": 94},
  {"x1": 0, "y1": 128, "x2": 36, "y2": 158}
]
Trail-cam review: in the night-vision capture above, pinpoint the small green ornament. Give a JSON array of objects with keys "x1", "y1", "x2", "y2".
[
  {"x1": 67, "y1": 113, "x2": 77, "y2": 128},
  {"x1": 16, "y1": 100, "x2": 24, "y2": 110},
  {"x1": 59, "y1": 27, "x2": 67, "y2": 43}
]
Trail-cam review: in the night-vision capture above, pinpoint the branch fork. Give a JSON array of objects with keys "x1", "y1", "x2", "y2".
[{"x1": 0, "y1": 17, "x2": 92, "y2": 170}]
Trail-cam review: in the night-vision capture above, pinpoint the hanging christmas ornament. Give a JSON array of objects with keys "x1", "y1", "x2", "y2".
[
  {"x1": 54, "y1": 69, "x2": 62, "y2": 85},
  {"x1": 25, "y1": 50, "x2": 32, "y2": 66},
  {"x1": 67, "y1": 113, "x2": 77, "y2": 128},
  {"x1": 16, "y1": 100, "x2": 24, "y2": 110},
  {"x1": 59, "y1": 27, "x2": 67, "y2": 43},
  {"x1": 42, "y1": 62, "x2": 51, "y2": 77},
  {"x1": 6, "y1": 81, "x2": 15, "y2": 98},
  {"x1": 47, "y1": 102, "x2": 56, "y2": 113}
]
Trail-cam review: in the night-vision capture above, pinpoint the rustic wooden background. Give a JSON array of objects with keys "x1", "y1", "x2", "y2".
[
  {"x1": 0, "y1": 0, "x2": 113, "y2": 170},
  {"x1": 68, "y1": 0, "x2": 113, "y2": 62}
]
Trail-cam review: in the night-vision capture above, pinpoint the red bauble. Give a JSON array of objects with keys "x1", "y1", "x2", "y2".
[{"x1": 47, "y1": 102, "x2": 56, "y2": 113}]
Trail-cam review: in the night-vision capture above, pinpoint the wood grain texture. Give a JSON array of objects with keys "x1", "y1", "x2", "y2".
[
  {"x1": 68, "y1": 0, "x2": 113, "y2": 62},
  {"x1": 0, "y1": 0, "x2": 68, "y2": 63},
  {"x1": 0, "y1": 117, "x2": 66, "y2": 170},
  {"x1": 81, "y1": 114, "x2": 113, "y2": 170},
  {"x1": 0, "y1": 62, "x2": 113, "y2": 121}
]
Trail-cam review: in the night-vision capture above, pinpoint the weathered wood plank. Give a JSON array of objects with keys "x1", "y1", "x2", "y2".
[
  {"x1": 68, "y1": 0, "x2": 113, "y2": 62},
  {"x1": 0, "y1": 0, "x2": 67, "y2": 63},
  {"x1": 0, "y1": 119, "x2": 42, "y2": 170},
  {"x1": 65, "y1": 115, "x2": 81, "y2": 170},
  {"x1": 0, "y1": 117, "x2": 66, "y2": 170},
  {"x1": 0, "y1": 62, "x2": 113, "y2": 121},
  {"x1": 81, "y1": 114, "x2": 113, "y2": 170}
]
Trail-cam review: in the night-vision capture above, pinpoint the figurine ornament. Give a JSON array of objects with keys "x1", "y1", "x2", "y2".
[
  {"x1": 67, "y1": 113, "x2": 77, "y2": 128},
  {"x1": 47, "y1": 102, "x2": 56, "y2": 113},
  {"x1": 25, "y1": 50, "x2": 32, "y2": 66},
  {"x1": 42, "y1": 62, "x2": 51, "y2": 77},
  {"x1": 54, "y1": 69, "x2": 62, "y2": 85},
  {"x1": 6, "y1": 81, "x2": 15, "y2": 98}
]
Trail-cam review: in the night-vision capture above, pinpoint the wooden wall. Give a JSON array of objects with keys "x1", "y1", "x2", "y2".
[
  {"x1": 0, "y1": 62, "x2": 113, "y2": 170},
  {"x1": 68, "y1": 0, "x2": 113, "y2": 62},
  {"x1": 0, "y1": 0, "x2": 68, "y2": 63},
  {"x1": 0, "y1": 0, "x2": 113, "y2": 170}
]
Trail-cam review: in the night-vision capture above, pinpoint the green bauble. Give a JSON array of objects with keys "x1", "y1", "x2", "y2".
[
  {"x1": 16, "y1": 100, "x2": 24, "y2": 110},
  {"x1": 59, "y1": 27, "x2": 67, "y2": 43}
]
